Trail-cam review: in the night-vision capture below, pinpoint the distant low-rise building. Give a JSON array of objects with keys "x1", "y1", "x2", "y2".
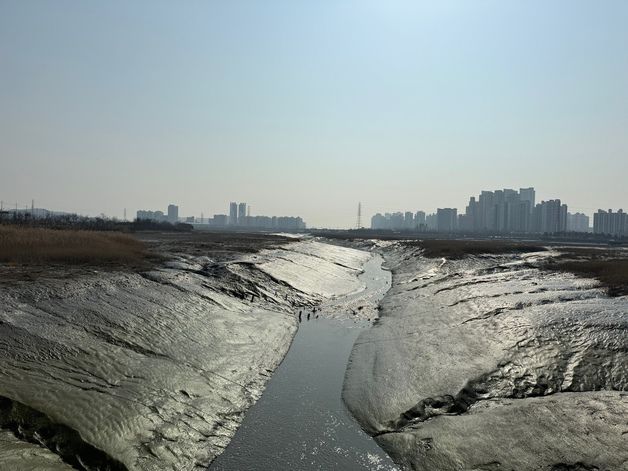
[{"x1": 212, "y1": 214, "x2": 228, "y2": 226}]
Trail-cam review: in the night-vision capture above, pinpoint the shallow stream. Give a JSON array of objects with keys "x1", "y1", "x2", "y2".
[{"x1": 210, "y1": 254, "x2": 398, "y2": 470}]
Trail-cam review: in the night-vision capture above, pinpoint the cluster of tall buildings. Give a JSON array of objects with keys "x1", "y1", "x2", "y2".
[
  {"x1": 370, "y1": 187, "x2": 625, "y2": 237},
  {"x1": 229, "y1": 202, "x2": 248, "y2": 225},
  {"x1": 216, "y1": 201, "x2": 306, "y2": 230},
  {"x1": 371, "y1": 211, "x2": 427, "y2": 231},
  {"x1": 136, "y1": 204, "x2": 179, "y2": 223},
  {"x1": 459, "y1": 188, "x2": 599, "y2": 234},
  {"x1": 458, "y1": 188, "x2": 537, "y2": 233},
  {"x1": 137, "y1": 202, "x2": 305, "y2": 231}
]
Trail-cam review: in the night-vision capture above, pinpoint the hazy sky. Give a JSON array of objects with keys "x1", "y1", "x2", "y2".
[{"x1": 1, "y1": 1, "x2": 627, "y2": 228}]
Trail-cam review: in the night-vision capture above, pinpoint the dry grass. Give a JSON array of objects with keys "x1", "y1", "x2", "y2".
[
  {"x1": 548, "y1": 260, "x2": 628, "y2": 296},
  {"x1": 133, "y1": 231, "x2": 295, "y2": 262},
  {"x1": 0, "y1": 225, "x2": 147, "y2": 266},
  {"x1": 405, "y1": 239, "x2": 546, "y2": 259},
  {"x1": 544, "y1": 248, "x2": 628, "y2": 297}
]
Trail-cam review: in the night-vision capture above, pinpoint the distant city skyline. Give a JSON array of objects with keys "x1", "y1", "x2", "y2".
[
  {"x1": 2, "y1": 1, "x2": 627, "y2": 228},
  {"x1": 370, "y1": 186, "x2": 626, "y2": 236},
  {"x1": 134, "y1": 201, "x2": 306, "y2": 230},
  {"x1": 1, "y1": 185, "x2": 626, "y2": 230}
]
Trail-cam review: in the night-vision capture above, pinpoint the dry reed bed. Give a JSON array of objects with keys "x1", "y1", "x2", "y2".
[{"x1": 0, "y1": 225, "x2": 147, "y2": 265}]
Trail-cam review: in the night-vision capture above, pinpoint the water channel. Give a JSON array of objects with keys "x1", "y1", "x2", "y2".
[{"x1": 210, "y1": 253, "x2": 398, "y2": 470}]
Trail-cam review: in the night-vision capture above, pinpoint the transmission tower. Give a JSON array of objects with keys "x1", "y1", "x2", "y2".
[{"x1": 356, "y1": 202, "x2": 362, "y2": 229}]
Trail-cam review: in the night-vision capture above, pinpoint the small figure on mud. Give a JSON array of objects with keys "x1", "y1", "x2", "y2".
[
  {"x1": 298, "y1": 311, "x2": 302, "y2": 322},
  {"x1": 307, "y1": 312, "x2": 311, "y2": 321}
]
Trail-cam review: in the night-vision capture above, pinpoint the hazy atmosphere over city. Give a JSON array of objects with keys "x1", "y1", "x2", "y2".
[{"x1": 2, "y1": 0, "x2": 628, "y2": 227}]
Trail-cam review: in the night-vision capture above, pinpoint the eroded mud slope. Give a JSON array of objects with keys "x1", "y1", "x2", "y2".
[
  {"x1": 344, "y1": 243, "x2": 628, "y2": 471},
  {"x1": 0, "y1": 239, "x2": 370, "y2": 470}
]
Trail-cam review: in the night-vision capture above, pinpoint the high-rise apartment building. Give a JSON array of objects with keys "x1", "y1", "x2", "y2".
[
  {"x1": 593, "y1": 209, "x2": 627, "y2": 236},
  {"x1": 477, "y1": 191, "x2": 495, "y2": 231},
  {"x1": 519, "y1": 187, "x2": 536, "y2": 213},
  {"x1": 531, "y1": 200, "x2": 567, "y2": 233},
  {"x1": 426, "y1": 213, "x2": 437, "y2": 230},
  {"x1": 415, "y1": 211, "x2": 426, "y2": 226},
  {"x1": 389, "y1": 212, "x2": 404, "y2": 230},
  {"x1": 167, "y1": 204, "x2": 179, "y2": 223},
  {"x1": 567, "y1": 212, "x2": 590, "y2": 233},
  {"x1": 229, "y1": 202, "x2": 238, "y2": 225},
  {"x1": 404, "y1": 211, "x2": 414, "y2": 229},
  {"x1": 238, "y1": 203, "x2": 247, "y2": 225},
  {"x1": 371, "y1": 213, "x2": 386, "y2": 230},
  {"x1": 436, "y1": 208, "x2": 457, "y2": 233}
]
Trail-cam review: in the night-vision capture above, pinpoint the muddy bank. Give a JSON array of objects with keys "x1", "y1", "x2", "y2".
[
  {"x1": 344, "y1": 242, "x2": 628, "y2": 470},
  {"x1": 0, "y1": 236, "x2": 371, "y2": 470},
  {"x1": 211, "y1": 253, "x2": 398, "y2": 471}
]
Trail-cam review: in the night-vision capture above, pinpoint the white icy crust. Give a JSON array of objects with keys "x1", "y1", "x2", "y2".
[
  {"x1": 0, "y1": 240, "x2": 371, "y2": 470},
  {"x1": 344, "y1": 243, "x2": 628, "y2": 471}
]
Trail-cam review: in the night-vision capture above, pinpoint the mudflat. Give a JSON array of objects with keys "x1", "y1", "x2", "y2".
[
  {"x1": 344, "y1": 241, "x2": 628, "y2": 471},
  {"x1": 0, "y1": 230, "x2": 372, "y2": 470}
]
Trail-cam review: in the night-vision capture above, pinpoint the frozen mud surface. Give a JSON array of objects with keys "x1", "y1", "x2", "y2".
[
  {"x1": 0, "y1": 237, "x2": 370, "y2": 470},
  {"x1": 344, "y1": 243, "x2": 628, "y2": 470}
]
